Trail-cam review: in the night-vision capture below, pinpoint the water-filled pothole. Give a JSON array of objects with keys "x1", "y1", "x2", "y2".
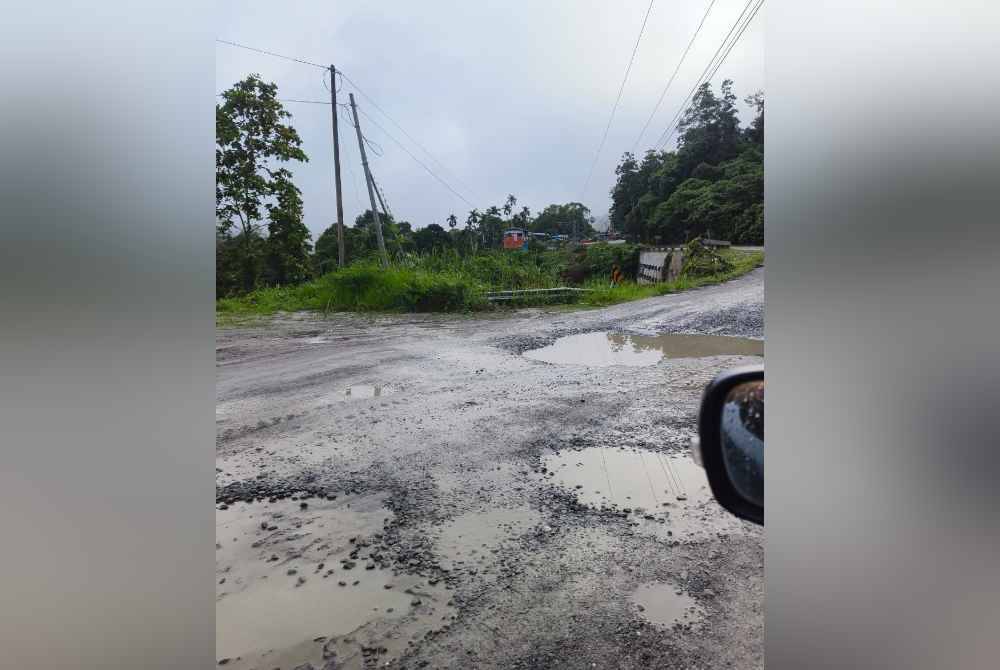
[
  {"x1": 215, "y1": 496, "x2": 451, "y2": 668},
  {"x1": 630, "y1": 582, "x2": 705, "y2": 629},
  {"x1": 523, "y1": 332, "x2": 762, "y2": 367},
  {"x1": 540, "y1": 447, "x2": 748, "y2": 539},
  {"x1": 432, "y1": 507, "x2": 541, "y2": 571}
]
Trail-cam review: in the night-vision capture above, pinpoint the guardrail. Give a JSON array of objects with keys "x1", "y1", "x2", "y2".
[{"x1": 484, "y1": 287, "x2": 593, "y2": 302}]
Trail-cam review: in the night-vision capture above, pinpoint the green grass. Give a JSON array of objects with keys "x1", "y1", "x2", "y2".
[
  {"x1": 217, "y1": 262, "x2": 488, "y2": 316},
  {"x1": 216, "y1": 248, "x2": 763, "y2": 318},
  {"x1": 577, "y1": 249, "x2": 764, "y2": 307}
]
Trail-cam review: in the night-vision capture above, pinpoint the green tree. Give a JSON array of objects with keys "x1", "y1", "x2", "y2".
[
  {"x1": 650, "y1": 148, "x2": 763, "y2": 244},
  {"x1": 531, "y1": 202, "x2": 595, "y2": 237},
  {"x1": 313, "y1": 224, "x2": 341, "y2": 276},
  {"x1": 513, "y1": 205, "x2": 532, "y2": 229},
  {"x1": 263, "y1": 180, "x2": 312, "y2": 286},
  {"x1": 413, "y1": 223, "x2": 453, "y2": 253},
  {"x1": 609, "y1": 152, "x2": 640, "y2": 234},
  {"x1": 216, "y1": 74, "x2": 308, "y2": 292},
  {"x1": 744, "y1": 91, "x2": 764, "y2": 145},
  {"x1": 675, "y1": 79, "x2": 741, "y2": 179},
  {"x1": 607, "y1": 80, "x2": 762, "y2": 245},
  {"x1": 502, "y1": 194, "x2": 517, "y2": 218},
  {"x1": 479, "y1": 206, "x2": 504, "y2": 248},
  {"x1": 217, "y1": 231, "x2": 263, "y2": 298}
]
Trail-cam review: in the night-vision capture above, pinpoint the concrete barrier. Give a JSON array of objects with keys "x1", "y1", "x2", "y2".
[{"x1": 638, "y1": 247, "x2": 684, "y2": 284}]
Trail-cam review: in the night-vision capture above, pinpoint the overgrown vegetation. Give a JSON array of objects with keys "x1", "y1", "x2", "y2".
[
  {"x1": 218, "y1": 263, "x2": 486, "y2": 314},
  {"x1": 679, "y1": 238, "x2": 733, "y2": 277},
  {"x1": 218, "y1": 247, "x2": 762, "y2": 317}
]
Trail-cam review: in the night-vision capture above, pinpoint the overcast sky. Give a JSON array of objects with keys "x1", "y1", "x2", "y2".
[{"x1": 216, "y1": 0, "x2": 763, "y2": 239}]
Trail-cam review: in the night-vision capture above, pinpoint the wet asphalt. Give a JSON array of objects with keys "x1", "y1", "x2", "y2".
[{"x1": 216, "y1": 268, "x2": 764, "y2": 670}]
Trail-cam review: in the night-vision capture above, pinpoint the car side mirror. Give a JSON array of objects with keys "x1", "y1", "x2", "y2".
[{"x1": 693, "y1": 365, "x2": 764, "y2": 525}]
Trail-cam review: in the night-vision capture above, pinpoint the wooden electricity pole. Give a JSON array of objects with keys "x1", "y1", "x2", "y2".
[
  {"x1": 329, "y1": 65, "x2": 346, "y2": 268},
  {"x1": 348, "y1": 93, "x2": 389, "y2": 268}
]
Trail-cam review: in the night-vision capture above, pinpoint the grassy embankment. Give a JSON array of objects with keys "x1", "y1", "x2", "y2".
[
  {"x1": 217, "y1": 246, "x2": 763, "y2": 318},
  {"x1": 579, "y1": 248, "x2": 763, "y2": 306}
]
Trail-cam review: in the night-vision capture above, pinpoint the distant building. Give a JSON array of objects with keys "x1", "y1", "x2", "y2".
[{"x1": 503, "y1": 228, "x2": 528, "y2": 250}]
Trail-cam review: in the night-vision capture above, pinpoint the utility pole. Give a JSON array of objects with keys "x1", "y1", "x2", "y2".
[
  {"x1": 329, "y1": 65, "x2": 345, "y2": 268},
  {"x1": 348, "y1": 93, "x2": 389, "y2": 268}
]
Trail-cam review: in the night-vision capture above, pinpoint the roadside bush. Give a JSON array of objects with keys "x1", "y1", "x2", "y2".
[{"x1": 680, "y1": 238, "x2": 733, "y2": 278}]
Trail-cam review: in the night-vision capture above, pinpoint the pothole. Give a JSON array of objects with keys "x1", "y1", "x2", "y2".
[
  {"x1": 215, "y1": 495, "x2": 451, "y2": 669},
  {"x1": 432, "y1": 507, "x2": 541, "y2": 572},
  {"x1": 523, "y1": 332, "x2": 763, "y2": 367},
  {"x1": 539, "y1": 447, "x2": 748, "y2": 540},
  {"x1": 630, "y1": 582, "x2": 706, "y2": 629}
]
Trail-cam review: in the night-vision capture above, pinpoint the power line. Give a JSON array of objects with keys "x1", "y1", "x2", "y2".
[
  {"x1": 372, "y1": 176, "x2": 394, "y2": 219},
  {"x1": 364, "y1": 136, "x2": 384, "y2": 158},
  {"x1": 631, "y1": 0, "x2": 718, "y2": 154},
  {"x1": 356, "y1": 106, "x2": 475, "y2": 208},
  {"x1": 579, "y1": 0, "x2": 656, "y2": 202},
  {"x1": 652, "y1": 0, "x2": 756, "y2": 151},
  {"x1": 322, "y1": 69, "x2": 343, "y2": 93},
  {"x1": 217, "y1": 37, "x2": 481, "y2": 204},
  {"x1": 653, "y1": 0, "x2": 763, "y2": 151},
  {"x1": 336, "y1": 70, "x2": 483, "y2": 204},
  {"x1": 658, "y1": 0, "x2": 762, "y2": 151},
  {"x1": 280, "y1": 98, "x2": 332, "y2": 105},
  {"x1": 342, "y1": 124, "x2": 365, "y2": 208},
  {"x1": 215, "y1": 38, "x2": 326, "y2": 69}
]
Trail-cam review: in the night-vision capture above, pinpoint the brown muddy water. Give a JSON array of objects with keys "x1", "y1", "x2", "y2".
[
  {"x1": 539, "y1": 447, "x2": 749, "y2": 540},
  {"x1": 215, "y1": 495, "x2": 452, "y2": 669},
  {"x1": 523, "y1": 332, "x2": 763, "y2": 367}
]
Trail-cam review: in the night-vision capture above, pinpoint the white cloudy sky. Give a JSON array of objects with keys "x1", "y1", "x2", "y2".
[{"x1": 216, "y1": 0, "x2": 763, "y2": 238}]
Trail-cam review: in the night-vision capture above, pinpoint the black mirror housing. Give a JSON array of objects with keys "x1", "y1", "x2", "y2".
[{"x1": 696, "y1": 365, "x2": 764, "y2": 525}]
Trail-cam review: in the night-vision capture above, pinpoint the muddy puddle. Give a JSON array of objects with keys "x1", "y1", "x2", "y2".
[
  {"x1": 432, "y1": 507, "x2": 541, "y2": 572},
  {"x1": 216, "y1": 495, "x2": 452, "y2": 669},
  {"x1": 630, "y1": 582, "x2": 705, "y2": 629},
  {"x1": 523, "y1": 331, "x2": 763, "y2": 367},
  {"x1": 539, "y1": 447, "x2": 748, "y2": 540}
]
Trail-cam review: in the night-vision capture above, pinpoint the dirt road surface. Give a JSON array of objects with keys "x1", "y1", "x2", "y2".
[{"x1": 216, "y1": 269, "x2": 764, "y2": 670}]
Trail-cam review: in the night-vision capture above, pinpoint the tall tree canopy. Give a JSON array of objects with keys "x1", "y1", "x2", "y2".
[
  {"x1": 216, "y1": 74, "x2": 309, "y2": 294},
  {"x1": 530, "y1": 202, "x2": 596, "y2": 238},
  {"x1": 412, "y1": 223, "x2": 453, "y2": 253},
  {"x1": 263, "y1": 180, "x2": 312, "y2": 286},
  {"x1": 609, "y1": 80, "x2": 763, "y2": 245}
]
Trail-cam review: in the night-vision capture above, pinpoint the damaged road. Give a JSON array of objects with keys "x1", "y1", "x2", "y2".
[{"x1": 216, "y1": 268, "x2": 764, "y2": 670}]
